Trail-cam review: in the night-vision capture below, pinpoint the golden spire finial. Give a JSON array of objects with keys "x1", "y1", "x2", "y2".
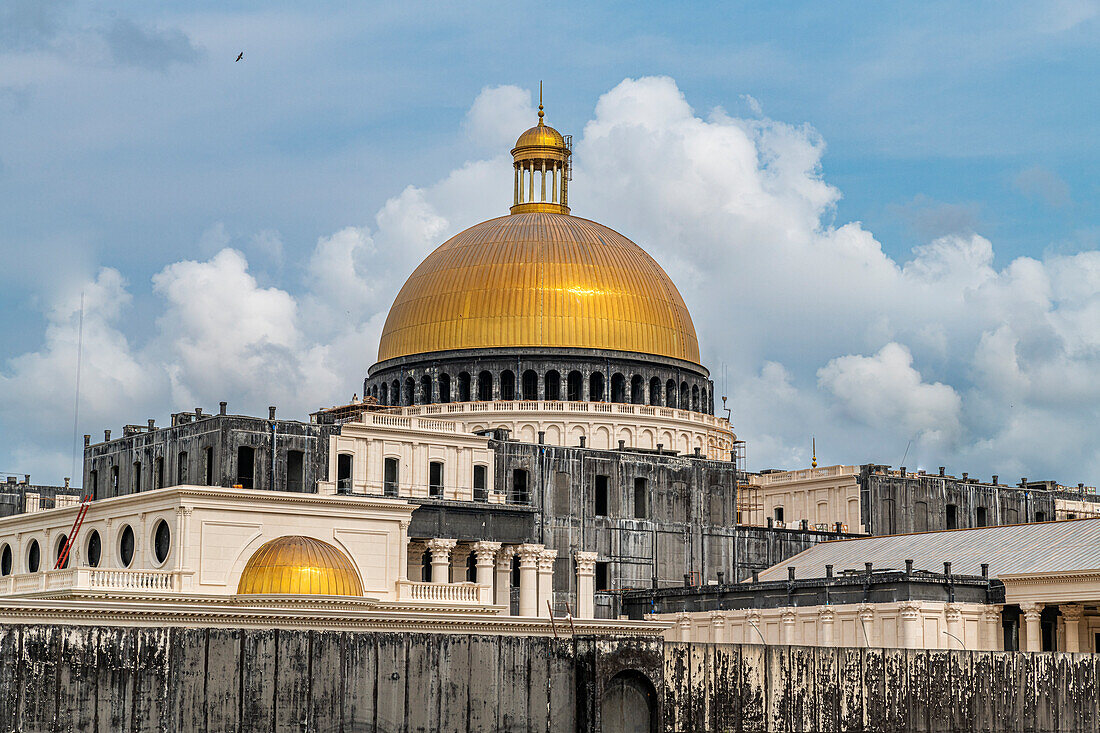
[
  {"x1": 811, "y1": 437, "x2": 818, "y2": 469},
  {"x1": 538, "y1": 81, "x2": 544, "y2": 125}
]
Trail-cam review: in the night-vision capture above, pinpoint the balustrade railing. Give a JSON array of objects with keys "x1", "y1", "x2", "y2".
[
  {"x1": 397, "y1": 580, "x2": 487, "y2": 604},
  {"x1": 0, "y1": 568, "x2": 177, "y2": 595},
  {"x1": 380, "y1": 400, "x2": 731, "y2": 429}
]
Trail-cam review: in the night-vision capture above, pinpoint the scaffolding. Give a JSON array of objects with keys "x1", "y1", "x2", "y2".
[{"x1": 732, "y1": 440, "x2": 764, "y2": 525}]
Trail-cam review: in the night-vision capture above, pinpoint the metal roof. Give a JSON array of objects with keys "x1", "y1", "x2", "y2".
[{"x1": 755, "y1": 518, "x2": 1100, "y2": 581}]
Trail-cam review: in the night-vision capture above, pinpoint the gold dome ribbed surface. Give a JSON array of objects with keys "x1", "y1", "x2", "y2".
[
  {"x1": 514, "y1": 123, "x2": 565, "y2": 149},
  {"x1": 236, "y1": 536, "x2": 363, "y2": 597},
  {"x1": 377, "y1": 212, "x2": 701, "y2": 364}
]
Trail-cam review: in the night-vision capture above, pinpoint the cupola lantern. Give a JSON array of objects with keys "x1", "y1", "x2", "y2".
[{"x1": 510, "y1": 83, "x2": 571, "y2": 214}]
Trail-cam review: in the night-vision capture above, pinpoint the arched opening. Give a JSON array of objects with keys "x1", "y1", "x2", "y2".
[
  {"x1": 700, "y1": 386, "x2": 708, "y2": 414},
  {"x1": 611, "y1": 373, "x2": 626, "y2": 403},
  {"x1": 630, "y1": 375, "x2": 644, "y2": 404},
  {"x1": 602, "y1": 670, "x2": 658, "y2": 733},
  {"x1": 370, "y1": 384, "x2": 377, "y2": 400},
  {"x1": 544, "y1": 370, "x2": 561, "y2": 400},
  {"x1": 680, "y1": 382, "x2": 689, "y2": 409},
  {"x1": 691, "y1": 385, "x2": 699, "y2": 412},
  {"x1": 421, "y1": 551, "x2": 431, "y2": 582},
  {"x1": 567, "y1": 371, "x2": 583, "y2": 401},
  {"x1": 477, "y1": 371, "x2": 493, "y2": 401},
  {"x1": 589, "y1": 373, "x2": 605, "y2": 402},
  {"x1": 666, "y1": 380, "x2": 676, "y2": 408},
  {"x1": 391, "y1": 380, "x2": 400, "y2": 405},
  {"x1": 438, "y1": 373, "x2": 451, "y2": 403},
  {"x1": 649, "y1": 377, "x2": 662, "y2": 406},
  {"x1": 457, "y1": 372, "x2": 472, "y2": 402},
  {"x1": 380, "y1": 382, "x2": 388, "y2": 404},
  {"x1": 500, "y1": 370, "x2": 516, "y2": 401},
  {"x1": 419, "y1": 374, "x2": 433, "y2": 405},
  {"x1": 404, "y1": 377, "x2": 415, "y2": 406},
  {"x1": 521, "y1": 370, "x2": 538, "y2": 400}
]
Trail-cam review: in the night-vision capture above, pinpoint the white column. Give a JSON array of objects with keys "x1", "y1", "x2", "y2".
[
  {"x1": 677, "y1": 612, "x2": 692, "y2": 642},
  {"x1": 745, "y1": 610, "x2": 763, "y2": 644},
  {"x1": 945, "y1": 604, "x2": 964, "y2": 649},
  {"x1": 857, "y1": 604, "x2": 876, "y2": 647},
  {"x1": 540, "y1": 160, "x2": 546, "y2": 201},
  {"x1": 1061, "y1": 604, "x2": 1083, "y2": 652},
  {"x1": 900, "y1": 601, "x2": 923, "y2": 649},
  {"x1": 495, "y1": 546, "x2": 515, "y2": 611},
  {"x1": 472, "y1": 541, "x2": 500, "y2": 586},
  {"x1": 818, "y1": 607, "x2": 836, "y2": 647},
  {"x1": 1021, "y1": 602, "x2": 1043, "y2": 652},
  {"x1": 517, "y1": 544, "x2": 542, "y2": 616},
  {"x1": 425, "y1": 538, "x2": 456, "y2": 584},
  {"x1": 710, "y1": 611, "x2": 726, "y2": 644},
  {"x1": 398, "y1": 519, "x2": 410, "y2": 581},
  {"x1": 780, "y1": 610, "x2": 796, "y2": 645},
  {"x1": 574, "y1": 551, "x2": 597, "y2": 618},
  {"x1": 513, "y1": 166, "x2": 519, "y2": 206},
  {"x1": 981, "y1": 605, "x2": 1003, "y2": 650},
  {"x1": 552, "y1": 164, "x2": 558, "y2": 203},
  {"x1": 537, "y1": 548, "x2": 558, "y2": 617}
]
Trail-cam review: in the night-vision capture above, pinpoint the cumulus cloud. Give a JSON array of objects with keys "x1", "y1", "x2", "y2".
[{"x1": 6, "y1": 77, "x2": 1100, "y2": 485}]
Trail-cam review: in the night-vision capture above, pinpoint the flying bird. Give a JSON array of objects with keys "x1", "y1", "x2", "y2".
[{"x1": 236, "y1": 52, "x2": 244, "y2": 62}]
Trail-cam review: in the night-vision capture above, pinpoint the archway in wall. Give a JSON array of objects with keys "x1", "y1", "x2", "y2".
[{"x1": 602, "y1": 670, "x2": 658, "y2": 733}]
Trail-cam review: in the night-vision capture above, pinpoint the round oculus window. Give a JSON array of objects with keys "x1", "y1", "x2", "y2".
[
  {"x1": 27, "y1": 539, "x2": 40, "y2": 573},
  {"x1": 119, "y1": 525, "x2": 135, "y2": 567},
  {"x1": 153, "y1": 519, "x2": 170, "y2": 564},
  {"x1": 86, "y1": 530, "x2": 101, "y2": 568}
]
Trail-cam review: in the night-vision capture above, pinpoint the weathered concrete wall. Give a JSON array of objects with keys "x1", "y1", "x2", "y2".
[{"x1": 2, "y1": 624, "x2": 1097, "y2": 732}]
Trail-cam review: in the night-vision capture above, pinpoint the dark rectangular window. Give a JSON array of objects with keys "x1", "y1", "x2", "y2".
[
  {"x1": 111, "y1": 466, "x2": 119, "y2": 495},
  {"x1": 429, "y1": 461, "x2": 444, "y2": 498},
  {"x1": 132, "y1": 462, "x2": 141, "y2": 493},
  {"x1": 236, "y1": 446, "x2": 255, "y2": 489},
  {"x1": 511, "y1": 469, "x2": 529, "y2": 504},
  {"x1": 177, "y1": 452, "x2": 188, "y2": 484},
  {"x1": 204, "y1": 447, "x2": 214, "y2": 486},
  {"x1": 976, "y1": 506, "x2": 988, "y2": 527},
  {"x1": 774, "y1": 507, "x2": 784, "y2": 523},
  {"x1": 384, "y1": 457, "x2": 399, "y2": 497},
  {"x1": 595, "y1": 475, "x2": 609, "y2": 517},
  {"x1": 337, "y1": 454, "x2": 353, "y2": 492},
  {"x1": 946, "y1": 504, "x2": 958, "y2": 530},
  {"x1": 287, "y1": 450, "x2": 304, "y2": 492},
  {"x1": 473, "y1": 465, "x2": 488, "y2": 501},
  {"x1": 595, "y1": 561, "x2": 610, "y2": 591},
  {"x1": 633, "y1": 477, "x2": 648, "y2": 519},
  {"x1": 154, "y1": 457, "x2": 163, "y2": 490},
  {"x1": 89, "y1": 470, "x2": 98, "y2": 500},
  {"x1": 1035, "y1": 511, "x2": 1046, "y2": 522}
]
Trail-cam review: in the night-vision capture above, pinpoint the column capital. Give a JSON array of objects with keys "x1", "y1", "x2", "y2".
[
  {"x1": 857, "y1": 603, "x2": 875, "y2": 622},
  {"x1": 676, "y1": 612, "x2": 692, "y2": 630},
  {"x1": 899, "y1": 600, "x2": 923, "y2": 620},
  {"x1": 517, "y1": 543, "x2": 543, "y2": 566},
  {"x1": 981, "y1": 604, "x2": 1003, "y2": 622},
  {"x1": 472, "y1": 541, "x2": 501, "y2": 562},
  {"x1": 537, "y1": 548, "x2": 558, "y2": 573},
  {"x1": 1060, "y1": 603, "x2": 1084, "y2": 622},
  {"x1": 746, "y1": 609, "x2": 762, "y2": 624},
  {"x1": 817, "y1": 607, "x2": 836, "y2": 623},
  {"x1": 1020, "y1": 601, "x2": 1043, "y2": 621},
  {"x1": 945, "y1": 603, "x2": 963, "y2": 623},
  {"x1": 496, "y1": 545, "x2": 517, "y2": 569},
  {"x1": 710, "y1": 610, "x2": 726, "y2": 628},
  {"x1": 780, "y1": 610, "x2": 797, "y2": 625},
  {"x1": 425, "y1": 538, "x2": 457, "y2": 557},
  {"x1": 574, "y1": 551, "x2": 598, "y2": 575}
]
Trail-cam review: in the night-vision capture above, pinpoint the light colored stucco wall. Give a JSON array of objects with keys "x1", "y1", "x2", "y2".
[{"x1": 749, "y1": 465, "x2": 863, "y2": 532}]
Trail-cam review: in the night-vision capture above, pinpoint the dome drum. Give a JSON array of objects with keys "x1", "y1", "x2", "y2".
[{"x1": 365, "y1": 348, "x2": 714, "y2": 415}]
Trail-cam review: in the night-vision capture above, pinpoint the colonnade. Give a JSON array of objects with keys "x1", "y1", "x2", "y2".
[
  {"x1": 513, "y1": 159, "x2": 567, "y2": 207},
  {"x1": 408, "y1": 538, "x2": 597, "y2": 619}
]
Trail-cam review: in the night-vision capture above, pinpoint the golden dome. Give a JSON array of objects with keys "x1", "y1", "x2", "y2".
[
  {"x1": 377, "y1": 212, "x2": 701, "y2": 364},
  {"x1": 515, "y1": 122, "x2": 565, "y2": 149},
  {"x1": 236, "y1": 536, "x2": 363, "y2": 596}
]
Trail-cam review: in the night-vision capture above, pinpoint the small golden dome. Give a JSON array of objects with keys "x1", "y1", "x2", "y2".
[
  {"x1": 377, "y1": 212, "x2": 701, "y2": 364},
  {"x1": 236, "y1": 536, "x2": 363, "y2": 596},
  {"x1": 515, "y1": 122, "x2": 565, "y2": 149}
]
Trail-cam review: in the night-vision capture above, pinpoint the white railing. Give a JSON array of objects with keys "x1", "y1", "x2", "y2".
[
  {"x1": 0, "y1": 568, "x2": 177, "y2": 596},
  {"x1": 383, "y1": 400, "x2": 730, "y2": 429},
  {"x1": 397, "y1": 580, "x2": 489, "y2": 604},
  {"x1": 756, "y1": 465, "x2": 858, "y2": 485}
]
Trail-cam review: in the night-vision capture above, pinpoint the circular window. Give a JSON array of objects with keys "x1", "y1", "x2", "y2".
[
  {"x1": 27, "y1": 539, "x2": 40, "y2": 573},
  {"x1": 153, "y1": 519, "x2": 170, "y2": 564},
  {"x1": 55, "y1": 534, "x2": 69, "y2": 569},
  {"x1": 119, "y1": 525, "x2": 135, "y2": 567},
  {"x1": 0, "y1": 545, "x2": 11, "y2": 576},
  {"x1": 86, "y1": 530, "x2": 101, "y2": 568}
]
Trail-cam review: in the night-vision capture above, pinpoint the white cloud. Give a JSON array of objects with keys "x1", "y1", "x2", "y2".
[{"x1": 7, "y1": 76, "x2": 1100, "y2": 486}]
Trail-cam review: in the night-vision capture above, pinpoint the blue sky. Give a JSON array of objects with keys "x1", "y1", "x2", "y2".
[{"x1": 2, "y1": 1, "x2": 1099, "y2": 484}]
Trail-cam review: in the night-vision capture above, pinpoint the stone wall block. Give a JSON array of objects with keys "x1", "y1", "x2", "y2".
[
  {"x1": 203, "y1": 628, "x2": 242, "y2": 732},
  {"x1": 239, "y1": 629, "x2": 277, "y2": 733},
  {"x1": 166, "y1": 627, "x2": 206, "y2": 732}
]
